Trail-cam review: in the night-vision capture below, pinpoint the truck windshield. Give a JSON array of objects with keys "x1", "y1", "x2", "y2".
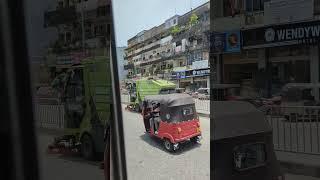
[{"x1": 159, "y1": 89, "x2": 176, "y2": 94}]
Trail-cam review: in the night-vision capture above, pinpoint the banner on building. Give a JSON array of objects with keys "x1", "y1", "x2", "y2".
[
  {"x1": 191, "y1": 60, "x2": 209, "y2": 70},
  {"x1": 211, "y1": 30, "x2": 241, "y2": 53},
  {"x1": 242, "y1": 20, "x2": 320, "y2": 49},
  {"x1": 225, "y1": 31, "x2": 241, "y2": 52}
]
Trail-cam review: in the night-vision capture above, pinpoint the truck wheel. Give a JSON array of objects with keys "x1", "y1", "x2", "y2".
[
  {"x1": 163, "y1": 139, "x2": 174, "y2": 152},
  {"x1": 81, "y1": 134, "x2": 95, "y2": 160}
]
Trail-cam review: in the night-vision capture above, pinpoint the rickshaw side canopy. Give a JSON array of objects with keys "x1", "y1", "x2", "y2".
[
  {"x1": 212, "y1": 101, "x2": 271, "y2": 141},
  {"x1": 144, "y1": 94, "x2": 194, "y2": 107}
]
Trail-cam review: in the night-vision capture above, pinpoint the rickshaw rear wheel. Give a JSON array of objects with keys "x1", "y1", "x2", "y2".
[{"x1": 163, "y1": 139, "x2": 174, "y2": 152}]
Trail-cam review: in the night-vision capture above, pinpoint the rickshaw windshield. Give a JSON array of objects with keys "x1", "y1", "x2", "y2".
[{"x1": 161, "y1": 104, "x2": 197, "y2": 123}]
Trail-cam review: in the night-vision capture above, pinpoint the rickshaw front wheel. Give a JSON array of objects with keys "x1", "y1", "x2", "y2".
[{"x1": 163, "y1": 139, "x2": 174, "y2": 152}]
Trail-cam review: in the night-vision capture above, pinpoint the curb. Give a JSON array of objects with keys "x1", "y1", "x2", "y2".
[{"x1": 280, "y1": 161, "x2": 320, "y2": 178}]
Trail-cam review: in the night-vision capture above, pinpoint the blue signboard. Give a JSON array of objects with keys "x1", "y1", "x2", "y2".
[
  {"x1": 176, "y1": 71, "x2": 186, "y2": 79},
  {"x1": 211, "y1": 30, "x2": 241, "y2": 53},
  {"x1": 191, "y1": 68, "x2": 210, "y2": 77},
  {"x1": 225, "y1": 31, "x2": 241, "y2": 52}
]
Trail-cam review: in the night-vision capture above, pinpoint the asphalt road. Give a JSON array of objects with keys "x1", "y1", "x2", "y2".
[
  {"x1": 122, "y1": 105, "x2": 210, "y2": 180},
  {"x1": 37, "y1": 132, "x2": 104, "y2": 180}
]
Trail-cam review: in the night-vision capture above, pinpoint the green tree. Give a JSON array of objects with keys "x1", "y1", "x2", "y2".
[
  {"x1": 189, "y1": 13, "x2": 198, "y2": 28},
  {"x1": 171, "y1": 25, "x2": 181, "y2": 35}
]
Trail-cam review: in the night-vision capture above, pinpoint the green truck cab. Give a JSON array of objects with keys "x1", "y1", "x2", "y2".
[
  {"x1": 57, "y1": 56, "x2": 112, "y2": 160},
  {"x1": 129, "y1": 79, "x2": 176, "y2": 111}
]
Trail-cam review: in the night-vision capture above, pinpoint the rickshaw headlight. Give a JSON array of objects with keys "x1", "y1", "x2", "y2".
[{"x1": 166, "y1": 114, "x2": 170, "y2": 120}]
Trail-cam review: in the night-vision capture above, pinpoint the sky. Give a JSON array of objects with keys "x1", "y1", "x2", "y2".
[
  {"x1": 112, "y1": 0, "x2": 209, "y2": 47},
  {"x1": 24, "y1": 0, "x2": 209, "y2": 57}
]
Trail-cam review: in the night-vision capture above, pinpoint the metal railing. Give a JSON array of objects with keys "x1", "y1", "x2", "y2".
[
  {"x1": 194, "y1": 98, "x2": 210, "y2": 113},
  {"x1": 268, "y1": 105, "x2": 320, "y2": 155},
  {"x1": 34, "y1": 104, "x2": 65, "y2": 130}
]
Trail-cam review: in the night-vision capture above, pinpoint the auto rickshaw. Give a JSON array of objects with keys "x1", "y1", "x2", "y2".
[
  {"x1": 212, "y1": 101, "x2": 284, "y2": 180},
  {"x1": 142, "y1": 94, "x2": 202, "y2": 152}
]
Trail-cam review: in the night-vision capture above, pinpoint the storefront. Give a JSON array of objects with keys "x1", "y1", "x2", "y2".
[
  {"x1": 211, "y1": 30, "x2": 241, "y2": 84},
  {"x1": 171, "y1": 68, "x2": 210, "y2": 90},
  {"x1": 241, "y1": 20, "x2": 320, "y2": 98}
]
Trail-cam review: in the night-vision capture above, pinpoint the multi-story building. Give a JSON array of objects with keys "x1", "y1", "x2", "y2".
[
  {"x1": 125, "y1": 2, "x2": 210, "y2": 91},
  {"x1": 116, "y1": 47, "x2": 128, "y2": 81},
  {"x1": 44, "y1": 0, "x2": 111, "y2": 75},
  {"x1": 211, "y1": 0, "x2": 320, "y2": 99}
]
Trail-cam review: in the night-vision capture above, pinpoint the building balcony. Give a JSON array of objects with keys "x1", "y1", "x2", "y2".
[
  {"x1": 213, "y1": 12, "x2": 264, "y2": 32},
  {"x1": 44, "y1": 6, "x2": 77, "y2": 27},
  {"x1": 124, "y1": 63, "x2": 134, "y2": 70}
]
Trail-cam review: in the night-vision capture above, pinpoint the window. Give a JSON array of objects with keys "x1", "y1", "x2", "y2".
[
  {"x1": 182, "y1": 107, "x2": 193, "y2": 116},
  {"x1": 223, "y1": 0, "x2": 244, "y2": 17},
  {"x1": 245, "y1": 0, "x2": 269, "y2": 12},
  {"x1": 58, "y1": 1, "x2": 64, "y2": 8}
]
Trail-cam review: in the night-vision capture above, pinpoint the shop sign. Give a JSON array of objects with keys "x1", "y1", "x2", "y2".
[
  {"x1": 176, "y1": 71, "x2": 186, "y2": 79},
  {"x1": 191, "y1": 60, "x2": 208, "y2": 70},
  {"x1": 211, "y1": 30, "x2": 241, "y2": 53},
  {"x1": 225, "y1": 31, "x2": 241, "y2": 53},
  {"x1": 191, "y1": 68, "x2": 210, "y2": 77},
  {"x1": 242, "y1": 20, "x2": 320, "y2": 49}
]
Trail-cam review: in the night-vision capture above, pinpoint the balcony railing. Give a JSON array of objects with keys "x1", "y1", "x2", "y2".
[{"x1": 44, "y1": 6, "x2": 77, "y2": 27}]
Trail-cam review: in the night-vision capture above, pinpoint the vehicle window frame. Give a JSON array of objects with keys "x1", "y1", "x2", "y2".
[
  {"x1": 0, "y1": 0, "x2": 40, "y2": 179},
  {"x1": 109, "y1": 4, "x2": 128, "y2": 180}
]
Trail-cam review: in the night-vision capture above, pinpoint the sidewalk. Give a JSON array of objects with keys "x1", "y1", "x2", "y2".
[{"x1": 277, "y1": 151, "x2": 320, "y2": 178}]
